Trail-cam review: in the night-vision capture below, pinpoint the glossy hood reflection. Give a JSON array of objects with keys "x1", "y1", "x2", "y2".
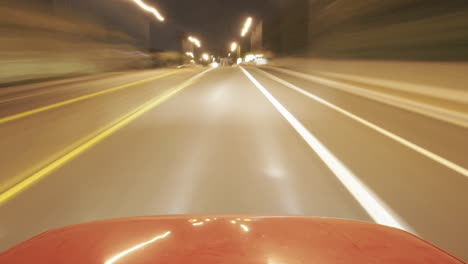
[
  {"x1": 0, "y1": 215, "x2": 463, "y2": 264},
  {"x1": 105, "y1": 231, "x2": 171, "y2": 264}
]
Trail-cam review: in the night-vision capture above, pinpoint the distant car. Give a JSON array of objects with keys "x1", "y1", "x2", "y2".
[{"x1": 0, "y1": 215, "x2": 464, "y2": 264}]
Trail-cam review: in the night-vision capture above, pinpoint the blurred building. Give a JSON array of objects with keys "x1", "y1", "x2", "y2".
[
  {"x1": 263, "y1": 0, "x2": 309, "y2": 56},
  {"x1": 250, "y1": 21, "x2": 264, "y2": 53},
  {"x1": 264, "y1": 0, "x2": 468, "y2": 60},
  {"x1": 4, "y1": 0, "x2": 152, "y2": 49}
]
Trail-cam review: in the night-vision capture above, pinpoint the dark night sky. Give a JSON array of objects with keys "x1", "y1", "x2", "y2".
[{"x1": 149, "y1": 0, "x2": 273, "y2": 54}]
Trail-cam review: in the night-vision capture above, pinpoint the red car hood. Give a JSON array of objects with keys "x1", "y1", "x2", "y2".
[{"x1": 0, "y1": 216, "x2": 463, "y2": 264}]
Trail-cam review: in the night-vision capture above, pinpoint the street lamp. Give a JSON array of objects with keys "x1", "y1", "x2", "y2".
[
  {"x1": 188, "y1": 36, "x2": 201, "y2": 48},
  {"x1": 241, "y1": 17, "x2": 253, "y2": 37},
  {"x1": 130, "y1": 0, "x2": 165, "y2": 22},
  {"x1": 230, "y1": 42, "x2": 238, "y2": 53},
  {"x1": 230, "y1": 42, "x2": 241, "y2": 60}
]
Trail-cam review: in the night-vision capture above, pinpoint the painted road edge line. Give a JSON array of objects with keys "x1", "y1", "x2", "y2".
[
  {"x1": 241, "y1": 67, "x2": 409, "y2": 231},
  {"x1": 0, "y1": 70, "x2": 183, "y2": 124},
  {"x1": 257, "y1": 68, "x2": 468, "y2": 179},
  {"x1": 317, "y1": 70, "x2": 468, "y2": 104},
  {"x1": 0, "y1": 72, "x2": 120, "y2": 103},
  {"x1": 0, "y1": 68, "x2": 213, "y2": 207},
  {"x1": 266, "y1": 66, "x2": 468, "y2": 129}
]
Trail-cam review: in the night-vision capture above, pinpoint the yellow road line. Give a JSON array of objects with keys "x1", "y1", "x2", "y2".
[
  {"x1": 0, "y1": 70, "x2": 183, "y2": 125},
  {"x1": 0, "y1": 68, "x2": 212, "y2": 206},
  {"x1": 0, "y1": 73, "x2": 120, "y2": 104}
]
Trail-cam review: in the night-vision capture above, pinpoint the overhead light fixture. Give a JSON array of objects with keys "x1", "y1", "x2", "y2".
[
  {"x1": 188, "y1": 36, "x2": 202, "y2": 48},
  {"x1": 241, "y1": 17, "x2": 253, "y2": 37},
  {"x1": 130, "y1": 0, "x2": 165, "y2": 22},
  {"x1": 231, "y1": 42, "x2": 238, "y2": 52}
]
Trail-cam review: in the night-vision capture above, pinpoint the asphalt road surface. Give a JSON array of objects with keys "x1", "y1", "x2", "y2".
[{"x1": 0, "y1": 66, "x2": 467, "y2": 260}]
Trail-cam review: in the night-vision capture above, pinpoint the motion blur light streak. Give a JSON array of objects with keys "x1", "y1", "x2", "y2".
[
  {"x1": 185, "y1": 52, "x2": 194, "y2": 58},
  {"x1": 231, "y1": 42, "x2": 238, "y2": 53},
  {"x1": 192, "y1": 222, "x2": 204, "y2": 226},
  {"x1": 240, "y1": 224, "x2": 249, "y2": 232},
  {"x1": 188, "y1": 36, "x2": 202, "y2": 48},
  {"x1": 130, "y1": 0, "x2": 165, "y2": 22},
  {"x1": 241, "y1": 17, "x2": 253, "y2": 37},
  {"x1": 105, "y1": 231, "x2": 171, "y2": 264},
  {"x1": 241, "y1": 67, "x2": 407, "y2": 231},
  {"x1": 245, "y1": 54, "x2": 257, "y2": 62}
]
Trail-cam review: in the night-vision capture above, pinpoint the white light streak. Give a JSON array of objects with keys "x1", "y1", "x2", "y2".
[
  {"x1": 188, "y1": 36, "x2": 201, "y2": 48},
  {"x1": 105, "y1": 231, "x2": 171, "y2": 264},
  {"x1": 231, "y1": 42, "x2": 238, "y2": 53},
  {"x1": 240, "y1": 224, "x2": 249, "y2": 232},
  {"x1": 241, "y1": 17, "x2": 253, "y2": 37},
  {"x1": 245, "y1": 54, "x2": 257, "y2": 62},
  {"x1": 130, "y1": 0, "x2": 165, "y2": 21}
]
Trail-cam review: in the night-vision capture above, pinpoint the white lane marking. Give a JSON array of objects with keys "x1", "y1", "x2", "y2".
[
  {"x1": 318, "y1": 71, "x2": 468, "y2": 104},
  {"x1": 241, "y1": 67, "x2": 409, "y2": 231},
  {"x1": 266, "y1": 67, "x2": 468, "y2": 129},
  {"x1": 257, "y1": 68, "x2": 468, "y2": 179}
]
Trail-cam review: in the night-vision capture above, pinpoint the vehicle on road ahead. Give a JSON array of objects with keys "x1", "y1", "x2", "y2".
[{"x1": 0, "y1": 215, "x2": 464, "y2": 264}]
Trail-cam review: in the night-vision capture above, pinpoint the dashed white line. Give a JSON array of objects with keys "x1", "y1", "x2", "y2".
[{"x1": 241, "y1": 67, "x2": 409, "y2": 231}]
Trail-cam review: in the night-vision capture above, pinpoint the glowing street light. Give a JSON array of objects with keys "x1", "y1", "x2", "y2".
[
  {"x1": 188, "y1": 36, "x2": 201, "y2": 48},
  {"x1": 130, "y1": 0, "x2": 165, "y2": 22},
  {"x1": 241, "y1": 17, "x2": 253, "y2": 37},
  {"x1": 185, "y1": 52, "x2": 194, "y2": 58},
  {"x1": 230, "y1": 42, "x2": 238, "y2": 53},
  {"x1": 202, "y1": 53, "x2": 210, "y2": 61}
]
